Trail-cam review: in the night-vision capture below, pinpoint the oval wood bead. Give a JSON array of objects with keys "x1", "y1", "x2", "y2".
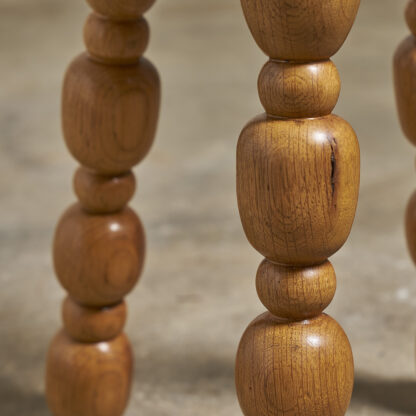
[
  {"x1": 256, "y1": 260, "x2": 336, "y2": 320},
  {"x1": 62, "y1": 297, "x2": 127, "y2": 342},
  {"x1": 258, "y1": 60, "x2": 340, "y2": 118},
  {"x1": 405, "y1": 189, "x2": 416, "y2": 266},
  {"x1": 84, "y1": 14, "x2": 149, "y2": 65},
  {"x1": 235, "y1": 312, "x2": 354, "y2": 416},
  {"x1": 394, "y1": 35, "x2": 416, "y2": 145},
  {"x1": 86, "y1": 0, "x2": 155, "y2": 21},
  {"x1": 46, "y1": 330, "x2": 132, "y2": 416},
  {"x1": 406, "y1": 0, "x2": 416, "y2": 36},
  {"x1": 237, "y1": 114, "x2": 360, "y2": 266},
  {"x1": 240, "y1": 0, "x2": 360, "y2": 61},
  {"x1": 54, "y1": 203, "x2": 145, "y2": 306},
  {"x1": 62, "y1": 53, "x2": 160, "y2": 175},
  {"x1": 74, "y1": 167, "x2": 136, "y2": 214}
]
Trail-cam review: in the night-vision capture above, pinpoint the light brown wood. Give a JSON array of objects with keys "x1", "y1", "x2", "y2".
[
  {"x1": 84, "y1": 14, "x2": 149, "y2": 65},
  {"x1": 46, "y1": 331, "x2": 133, "y2": 416},
  {"x1": 62, "y1": 297, "x2": 127, "y2": 342},
  {"x1": 62, "y1": 53, "x2": 160, "y2": 175},
  {"x1": 53, "y1": 203, "x2": 145, "y2": 306},
  {"x1": 256, "y1": 260, "x2": 336, "y2": 321},
  {"x1": 237, "y1": 114, "x2": 359, "y2": 266},
  {"x1": 46, "y1": 1, "x2": 159, "y2": 414},
  {"x1": 258, "y1": 60, "x2": 340, "y2": 118},
  {"x1": 235, "y1": 0, "x2": 360, "y2": 414},
  {"x1": 74, "y1": 167, "x2": 136, "y2": 214},
  {"x1": 236, "y1": 313, "x2": 354, "y2": 416},
  {"x1": 240, "y1": 0, "x2": 360, "y2": 61}
]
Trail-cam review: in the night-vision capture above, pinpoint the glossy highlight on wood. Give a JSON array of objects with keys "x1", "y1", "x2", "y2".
[
  {"x1": 235, "y1": 0, "x2": 360, "y2": 415},
  {"x1": 46, "y1": 1, "x2": 160, "y2": 415}
]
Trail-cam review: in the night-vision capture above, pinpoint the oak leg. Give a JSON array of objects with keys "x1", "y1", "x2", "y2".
[
  {"x1": 394, "y1": 1, "x2": 416, "y2": 267},
  {"x1": 235, "y1": 1, "x2": 361, "y2": 415},
  {"x1": 45, "y1": 1, "x2": 160, "y2": 415}
]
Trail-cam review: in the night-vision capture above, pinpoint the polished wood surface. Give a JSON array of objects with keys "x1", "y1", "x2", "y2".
[
  {"x1": 235, "y1": 1, "x2": 360, "y2": 414},
  {"x1": 46, "y1": 1, "x2": 160, "y2": 414},
  {"x1": 395, "y1": 1, "x2": 416, "y2": 272}
]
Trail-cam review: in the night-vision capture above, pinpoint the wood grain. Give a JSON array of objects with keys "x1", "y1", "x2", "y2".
[
  {"x1": 46, "y1": 1, "x2": 160, "y2": 413},
  {"x1": 53, "y1": 203, "x2": 145, "y2": 306},
  {"x1": 258, "y1": 60, "x2": 340, "y2": 118},
  {"x1": 46, "y1": 331, "x2": 133, "y2": 416},
  {"x1": 62, "y1": 53, "x2": 160, "y2": 175},
  {"x1": 235, "y1": 0, "x2": 360, "y2": 414},
  {"x1": 237, "y1": 114, "x2": 360, "y2": 266},
  {"x1": 236, "y1": 313, "x2": 354, "y2": 416},
  {"x1": 240, "y1": 0, "x2": 360, "y2": 61}
]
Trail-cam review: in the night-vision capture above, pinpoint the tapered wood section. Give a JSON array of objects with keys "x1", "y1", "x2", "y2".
[
  {"x1": 45, "y1": 1, "x2": 160, "y2": 415},
  {"x1": 235, "y1": 1, "x2": 360, "y2": 415},
  {"x1": 395, "y1": 1, "x2": 416, "y2": 275}
]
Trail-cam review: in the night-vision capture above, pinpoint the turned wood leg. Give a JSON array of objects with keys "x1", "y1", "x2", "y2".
[
  {"x1": 235, "y1": 1, "x2": 361, "y2": 415},
  {"x1": 395, "y1": 1, "x2": 416, "y2": 266},
  {"x1": 45, "y1": 1, "x2": 160, "y2": 415}
]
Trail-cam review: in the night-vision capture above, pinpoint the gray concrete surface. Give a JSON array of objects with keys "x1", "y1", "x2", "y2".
[{"x1": 1, "y1": 0, "x2": 416, "y2": 414}]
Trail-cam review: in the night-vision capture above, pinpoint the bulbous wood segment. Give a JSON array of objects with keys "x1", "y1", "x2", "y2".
[
  {"x1": 74, "y1": 167, "x2": 136, "y2": 214},
  {"x1": 406, "y1": 190, "x2": 416, "y2": 266},
  {"x1": 406, "y1": 0, "x2": 416, "y2": 36},
  {"x1": 53, "y1": 203, "x2": 145, "y2": 306},
  {"x1": 46, "y1": 331, "x2": 132, "y2": 416},
  {"x1": 62, "y1": 297, "x2": 127, "y2": 342},
  {"x1": 258, "y1": 60, "x2": 340, "y2": 118},
  {"x1": 86, "y1": 0, "x2": 155, "y2": 20},
  {"x1": 84, "y1": 14, "x2": 149, "y2": 65},
  {"x1": 62, "y1": 53, "x2": 160, "y2": 175},
  {"x1": 256, "y1": 260, "x2": 336, "y2": 320},
  {"x1": 394, "y1": 35, "x2": 416, "y2": 145},
  {"x1": 235, "y1": 312, "x2": 354, "y2": 416},
  {"x1": 237, "y1": 114, "x2": 360, "y2": 266},
  {"x1": 240, "y1": 0, "x2": 360, "y2": 61}
]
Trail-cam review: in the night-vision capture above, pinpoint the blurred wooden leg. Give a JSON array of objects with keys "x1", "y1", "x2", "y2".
[
  {"x1": 395, "y1": 1, "x2": 416, "y2": 267},
  {"x1": 45, "y1": 1, "x2": 160, "y2": 415},
  {"x1": 234, "y1": 1, "x2": 361, "y2": 414}
]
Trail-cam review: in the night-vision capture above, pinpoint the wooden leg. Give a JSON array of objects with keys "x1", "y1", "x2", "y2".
[
  {"x1": 395, "y1": 1, "x2": 416, "y2": 266},
  {"x1": 45, "y1": 1, "x2": 160, "y2": 415},
  {"x1": 235, "y1": 1, "x2": 361, "y2": 415}
]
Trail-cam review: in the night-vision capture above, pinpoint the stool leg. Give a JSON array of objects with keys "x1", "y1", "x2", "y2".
[
  {"x1": 395, "y1": 1, "x2": 416, "y2": 266},
  {"x1": 45, "y1": 1, "x2": 160, "y2": 415},
  {"x1": 235, "y1": 1, "x2": 361, "y2": 415}
]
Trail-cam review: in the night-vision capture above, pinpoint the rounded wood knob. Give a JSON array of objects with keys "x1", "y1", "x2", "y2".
[
  {"x1": 406, "y1": 0, "x2": 416, "y2": 36},
  {"x1": 54, "y1": 203, "x2": 145, "y2": 306},
  {"x1": 84, "y1": 14, "x2": 149, "y2": 65},
  {"x1": 237, "y1": 114, "x2": 360, "y2": 265},
  {"x1": 258, "y1": 60, "x2": 340, "y2": 118},
  {"x1": 256, "y1": 260, "x2": 336, "y2": 320},
  {"x1": 46, "y1": 330, "x2": 132, "y2": 416},
  {"x1": 240, "y1": 0, "x2": 360, "y2": 60},
  {"x1": 62, "y1": 53, "x2": 160, "y2": 175},
  {"x1": 394, "y1": 35, "x2": 416, "y2": 145},
  {"x1": 235, "y1": 312, "x2": 354, "y2": 416},
  {"x1": 62, "y1": 297, "x2": 127, "y2": 342},
  {"x1": 74, "y1": 167, "x2": 136, "y2": 214},
  {"x1": 86, "y1": 0, "x2": 155, "y2": 20}
]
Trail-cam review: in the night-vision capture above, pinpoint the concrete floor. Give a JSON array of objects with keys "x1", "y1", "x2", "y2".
[{"x1": 1, "y1": 0, "x2": 416, "y2": 414}]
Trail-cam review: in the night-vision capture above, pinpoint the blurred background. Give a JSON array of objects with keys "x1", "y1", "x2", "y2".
[{"x1": 1, "y1": 0, "x2": 416, "y2": 414}]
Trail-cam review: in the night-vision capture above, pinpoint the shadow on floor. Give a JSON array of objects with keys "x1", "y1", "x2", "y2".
[
  {"x1": 0, "y1": 375, "x2": 49, "y2": 416},
  {"x1": 353, "y1": 373, "x2": 416, "y2": 415}
]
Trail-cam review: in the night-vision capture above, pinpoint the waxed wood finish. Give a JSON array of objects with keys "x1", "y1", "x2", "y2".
[
  {"x1": 45, "y1": 1, "x2": 160, "y2": 415},
  {"x1": 395, "y1": 1, "x2": 416, "y2": 275},
  {"x1": 235, "y1": 1, "x2": 360, "y2": 415}
]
